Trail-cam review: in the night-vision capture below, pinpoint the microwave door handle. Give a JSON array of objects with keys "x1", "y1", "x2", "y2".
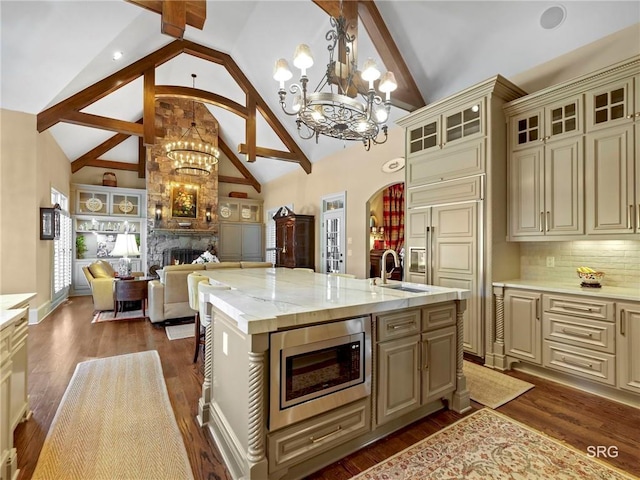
[{"x1": 425, "y1": 226, "x2": 431, "y2": 284}]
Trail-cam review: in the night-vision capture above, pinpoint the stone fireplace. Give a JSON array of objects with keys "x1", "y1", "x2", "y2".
[{"x1": 146, "y1": 97, "x2": 220, "y2": 272}]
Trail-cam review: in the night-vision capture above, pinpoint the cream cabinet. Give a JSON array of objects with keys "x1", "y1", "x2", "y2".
[
  {"x1": 509, "y1": 136, "x2": 583, "y2": 238},
  {"x1": 398, "y1": 76, "x2": 525, "y2": 361},
  {"x1": 617, "y1": 302, "x2": 640, "y2": 395},
  {"x1": 504, "y1": 289, "x2": 542, "y2": 364},
  {"x1": 505, "y1": 56, "x2": 640, "y2": 241},
  {"x1": 1, "y1": 307, "x2": 29, "y2": 480},
  {"x1": 495, "y1": 284, "x2": 639, "y2": 403},
  {"x1": 375, "y1": 304, "x2": 457, "y2": 426},
  {"x1": 218, "y1": 197, "x2": 262, "y2": 223},
  {"x1": 218, "y1": 223, "x2": 264, "y2": 262}
]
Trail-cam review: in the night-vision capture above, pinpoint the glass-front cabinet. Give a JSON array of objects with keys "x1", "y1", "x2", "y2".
[
  {"x1": 407, "y1": 100, "x2": 484, "y2": 156},
  {"x1": 218, "y1": 197, "x2": 262, "y2": 223}
]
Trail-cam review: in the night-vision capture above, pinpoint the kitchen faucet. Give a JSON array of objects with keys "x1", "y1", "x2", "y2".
[{"x1": 381, "y1": 249, "x2": 400, "y2": 284}]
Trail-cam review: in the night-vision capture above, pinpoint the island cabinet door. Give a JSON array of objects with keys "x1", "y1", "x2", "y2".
[
  {"x1": 617, "y1": 302, "x2": 640, "y2": 395},
  {"x1": 421, "y1": 326, "x2": 456, "y2": 405},
  {"x1": 376, "y1": 335, "x2": 421, "y2": 426}
]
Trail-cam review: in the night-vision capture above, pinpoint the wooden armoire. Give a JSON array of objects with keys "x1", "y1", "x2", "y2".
[{"x1": 274, "y1": 207, "x2": 315, "y2": 270}]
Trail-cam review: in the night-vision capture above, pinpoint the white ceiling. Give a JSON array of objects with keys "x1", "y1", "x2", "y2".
[{"x1": 1, "y1": 1, "x2": 639, "y2": 185}]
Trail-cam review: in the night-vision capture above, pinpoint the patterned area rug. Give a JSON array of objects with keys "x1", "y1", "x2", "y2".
[
  {"x1": 92, "y1": 309, "x2": 146, "y2": 323},
  {"x1": 165, "y1": 323, "x2": 195, "y2": 340},
  {"x1": 352, "y1": 409, "x2": 636, "y2": 479},
  {"x1": 32, "y1": 351, "x2": 194, "y2": 480},
  {"x1": 464, "y1": 360, "x2": 534, "y2": 408}
]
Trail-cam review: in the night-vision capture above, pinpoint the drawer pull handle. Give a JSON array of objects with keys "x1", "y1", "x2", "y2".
[
  {"x1": 561, "y1": 328, "x2": 593, "y2": 338},
  {"x1": 557, "y1": 303, "x2": 594, "y2": 312},
  {"x1": 561, "y1": 356, "x2": 593, "y2": 369},
  {"x1": 539, "y1": 212, "x2": 544, "y2": 232},
  {"x1": 310, "y1": 426, "x2": 342, "y2": 443},
  {"x1": 621, "y1": 309, "x2": 626, "y2": 336},
  {"x1": 389, "y1": 321, "x2": 416, "y2": 330}
]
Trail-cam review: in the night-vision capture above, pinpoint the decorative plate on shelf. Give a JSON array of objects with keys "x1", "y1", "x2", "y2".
[
  {"x1": 241, "y1": 208, "x2": 251, "y2": 219},
  {"x1": 85, "y1": 197, "x2": 103, "y2": 212},
  {"x1": 220, "y1": 206, "x2": 232, "y2": 219},
  {"x1": 118, "y1": 200, "x2": 134, "y2": 213}
]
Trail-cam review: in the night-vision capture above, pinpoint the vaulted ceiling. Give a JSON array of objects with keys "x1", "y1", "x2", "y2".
[{"x1": 1, "y1": 1, "x2": 638, "y2": 188}]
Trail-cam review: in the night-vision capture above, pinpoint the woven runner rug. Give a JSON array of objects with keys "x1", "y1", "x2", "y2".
[
  {"x1": 92, "y1": 309, "x2": 146, "y2": 323},
  {"x1": 352, "y1": 409, "x2": 636, "y2": 480},
  {"x1": 32, "y1": 351, "x2": 194, "y2": 480},
  {"x1": 166, "y1": 323, "x2": 195, "y2": 340},
  {"x1": 464, "y1": 360, "x2": 534, "y2": 408}
]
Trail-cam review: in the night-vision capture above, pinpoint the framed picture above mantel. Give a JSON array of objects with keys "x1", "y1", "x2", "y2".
[{"x1": 170, "y1": 184, "x2": 198, "y2": 219}]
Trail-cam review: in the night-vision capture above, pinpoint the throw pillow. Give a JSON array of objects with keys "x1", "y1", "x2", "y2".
[
  {"x1": 88, "y1": 262, "x2": 112, "y2": 279},
  {"x1": 99, "y1": 260, "x2": 116, "y2": 277}
]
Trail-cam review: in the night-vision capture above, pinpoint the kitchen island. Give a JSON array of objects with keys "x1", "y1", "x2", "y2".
[{"x1": 197, "y1": 268, "x2": 470, "y2": 480}]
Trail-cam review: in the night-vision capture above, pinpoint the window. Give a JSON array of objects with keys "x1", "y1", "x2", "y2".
[{"x1": 51, "y1": 189, "x2": 71, "y2": 305}]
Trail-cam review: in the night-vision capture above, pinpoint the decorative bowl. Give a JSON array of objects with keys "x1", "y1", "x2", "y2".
[
  {"x1": 577, "y1": 271, "x2": 604, "y2": 285},
  {"x1": 177, "y1": 222, "x2": 192, "y2": 228}
]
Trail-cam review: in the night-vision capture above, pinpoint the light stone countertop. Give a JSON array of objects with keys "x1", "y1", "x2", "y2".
[
  {"x1": 492, "y1": 279, "x2": 640, "y2": 302},
  {"x1": 0, "y1": 307, "x2": 28, "y2": 331},
  {"x1": 200, "y1": 268, "x2": 470, "y2": 334},
  {"x1": 0, "y1": 293, "x2": 35, "y2": 311}
]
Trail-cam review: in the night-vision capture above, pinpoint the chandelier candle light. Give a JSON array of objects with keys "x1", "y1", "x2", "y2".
[
  {"x1": 165, "y1": 74, "x2": 220, "y2": 176},
  {"x1": 273, "y1": 8, "x2": 397, "y2": 150}
]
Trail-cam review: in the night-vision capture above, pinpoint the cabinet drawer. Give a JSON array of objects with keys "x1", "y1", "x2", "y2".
[
  {"x1": 422, "y1": 302, "x2": 456, "y2": 331},
  {"x1": 543, "y1": 313, "x2": 614, "y2": 353},
  {"x1": 407, "y1": 176, "x2": 482, "y2": 208},
  {"x1": 377, "y1": 309, "x2": 421, "y2": 342},
  {"x1": 1, "y1": 329, "x2": 10, "y2": 362},
  {"x1": 268, "y1": 399, "x2": 370, "y2": 472},
  {"x1": 11, "y1": 320, "x2": 28, "y2": 353},
  {"x1": 543, "y1": 341, "x2": 615, "y2": 386},
  {"x1": 543, "y1": 294, "x2": 614, "y2": 322}
]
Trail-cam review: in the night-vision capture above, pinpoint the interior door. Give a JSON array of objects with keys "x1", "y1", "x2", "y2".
[
  {"x1": 430, "y1": 202, "x2": 482, "y2": 356},
  {"x1": 323, "y1": 212, "x2": 344, "y2": 273}
]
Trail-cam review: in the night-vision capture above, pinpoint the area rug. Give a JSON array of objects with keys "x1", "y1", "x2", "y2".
[
  {"x1": 464, "y1": 359, "x2": 534, "y2": 408},
  {"x1": 351, "y1": 408, "x2": 636, "y2": 480},
  {"x1": 32, "y1": 351, "x2": 194, "y2": 480},
  {"x1": 165, "y1": 323, "x2": 195, "y2": 340},
  {"x1": 92, "y1": 309, "x2": 146, "y2": 323}
]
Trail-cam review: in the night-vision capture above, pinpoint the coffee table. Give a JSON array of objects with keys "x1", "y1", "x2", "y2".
[{"x1": 113, "y1": 276, "x2": 153, "y2": 317}]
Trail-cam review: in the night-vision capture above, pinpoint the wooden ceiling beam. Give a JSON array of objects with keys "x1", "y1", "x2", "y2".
[
  {"x1": 182, "y1": 41, "x2": 312, "y2": 174},
  {"x1": 218, "y1": 137, "x2": 261, "y2": 193},
  {"x1": 237, "y1": 144, "x2": 303, "y2": 163},
  {"x1": 61, "y1": 112, "x2": 145, "y2": 136},
  {"x1": 125, "y1": 1, "x2": 206, "y2": 29},
  {"x1": 37, "y1": 40, "x2": 184, "y2": 132},
  {"x1": 161, "y1": 0, "x2": 186, "y2": 39},
  {"x1": 218, "y1": 176, "x2": 257, "y2": 187},
  {"x1": 143, "y1": 68, "x2": 156, "y2": 146},
  {"x1": 138, "y1": 137, "x2": 146, "y2": 179},
  {"x1": 83, "y1": 160, "x2": 140, "y2": 172},
  {"x1": 155, "y1": 85, "x2": 249, "y2": 118},
  {"x1": 71, "y1": 132, "x2": 131, "y2": 173},
  {"x1": 357, "y1": 0, "x2": 425, "y2": 111}
]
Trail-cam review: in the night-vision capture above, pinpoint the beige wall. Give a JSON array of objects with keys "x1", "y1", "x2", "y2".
[
  {"x1": 262, "y1": 128, "x2": 405, "y2": 278},
  {"x1": 1, "y1": 109, "x2": 71, "y2": 318}
]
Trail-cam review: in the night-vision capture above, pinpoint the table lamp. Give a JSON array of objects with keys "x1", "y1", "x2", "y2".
[{"x1": 110, "y1": 233, "x2": 140, "y2": 277}]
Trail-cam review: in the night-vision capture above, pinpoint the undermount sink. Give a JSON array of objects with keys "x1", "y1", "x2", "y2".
[{"x1": 381, "y1": 284, "x2": 430, "y2": 294}]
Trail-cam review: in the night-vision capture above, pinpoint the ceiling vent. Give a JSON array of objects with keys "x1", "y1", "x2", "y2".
[{"x1": 540, "y1": 5, "x2": 567, "y2": 30}]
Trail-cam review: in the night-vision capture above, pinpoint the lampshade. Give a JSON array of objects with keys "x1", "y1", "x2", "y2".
[{"x1": 111, "y1": 233, "x2": 140, "y2": 258}]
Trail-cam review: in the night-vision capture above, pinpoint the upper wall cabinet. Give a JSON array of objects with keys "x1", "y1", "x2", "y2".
[
  {"x1": 74, "y1": 184, "x2": 143, "y2": 217},
  {"x1": 218, "y1": 197, "x2": 262, "y2": 223},
  {"x1": 504, "y1": 56, "x2": 640, "y2": 241}
]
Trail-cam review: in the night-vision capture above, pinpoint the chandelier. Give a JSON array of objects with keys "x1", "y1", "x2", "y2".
[
  {"x1": 165, "y1": 74, "x2": 220, "y2": 176},
  {"x1": 273, "y1": 6, "x2": 397, "y2": 150}
]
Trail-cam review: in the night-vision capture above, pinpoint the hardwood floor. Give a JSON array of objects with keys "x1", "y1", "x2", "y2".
[{"x1": 15, "y1": 296, "x2": 640, "y2": 479}]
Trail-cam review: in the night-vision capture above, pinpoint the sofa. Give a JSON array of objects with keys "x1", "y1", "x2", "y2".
[
  {"x1": 148, "y1": 262, "x2": 244, "y2": 324},
  {"x1": 82, "y1": 260, "x2": 144, "y2": 311}
]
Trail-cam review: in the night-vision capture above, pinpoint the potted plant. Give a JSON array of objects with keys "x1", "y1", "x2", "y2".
[{"x1": 76, "y1": 235, "x2": 88, "y2": 259}]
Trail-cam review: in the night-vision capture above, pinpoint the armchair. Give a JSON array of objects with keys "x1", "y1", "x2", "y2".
[{"x1": 82, "y1": 260, "x2": 143, "y2": 311}]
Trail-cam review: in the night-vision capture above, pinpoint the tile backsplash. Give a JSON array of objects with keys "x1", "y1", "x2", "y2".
[{"x1": 520, "y1": 240, "x2": 640, "y2": 289}]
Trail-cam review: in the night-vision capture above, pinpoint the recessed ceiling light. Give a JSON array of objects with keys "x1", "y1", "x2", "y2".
[
  {"x1": 540, "y1": 5, "x2": 566, "y2": 30},
  {"x1": 113, "y1": 51, "x2": 124, "y2": 61}
]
